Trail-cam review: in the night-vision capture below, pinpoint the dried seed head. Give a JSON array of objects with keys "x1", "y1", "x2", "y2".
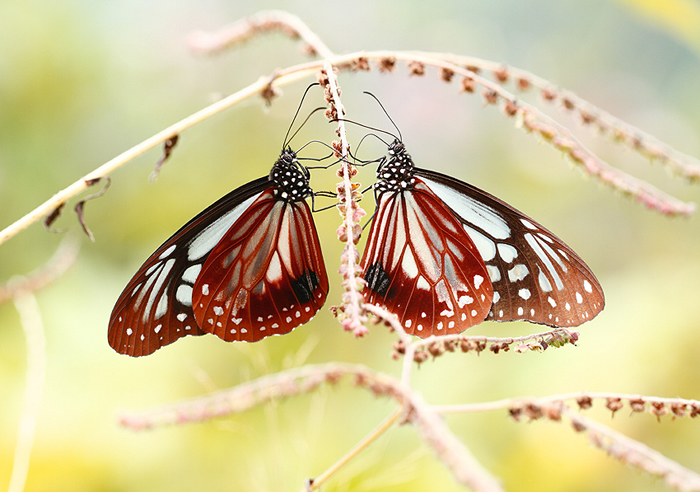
[
  {"x1": 352, "y1": 57, "x2": 370, "y2": 71},
  {"x1": 541, "y1": 87, "x2": 557, "y2": 101},
  {"x1": 482, "y1": 89, "x2": 498, "y2": 105},
  {"x1": 516, "y1": 78, "x2": 532, "y2": 91},
  {"x1": 524, "y1": 404, "x2": 543, "y2": 421},
  {"x1": 428, "y1": 341, "x2": 445, "y2": 357},
  {"x1": 606, "y1": 398, "x2": 624, "y2": 416},
  {"x1": 509, "y1": 407, "x2": 523, "y2": 422},
  {"x1": 408, "y1": 61, "x2": 425, "y2": 76},
  {"x1": 460, "y1": 77, "x2": 476, "y2": 93},
  {"x1": 494, "y1": 67, "x2": 508, "y2": 83},
  {"x1": 261, "y1": 83, "x2": 281, "y2": 105},
  {"x1": 379, "y1": 57, "x2": 396, "y2": 72},
  {"x1": 670, "y1": 403, "x2": 687, "y2": 418},
  {"x1": 577, "y1": 396, "x2": 593, "y2": 410},
  {"x1": 651, "y1": 402, "x2": 668, "y2": 420},
  {"x1": 629, "y1": 398, "x2": 645, "y2": 413},
  {"x1": 440, "y1": 67, "x2": 455, "y2": 82},
  {"x1": 414, "y1": 349, "x2": 429, "y2": 364},
  {"x1": 502, "y1": 100, "x2": 519, "y2": 117},
  {"x1": 562, "y1": 98, "x2": 575, "y2": 111},
  {"x1": 579, "y1": 109, "x2": 596, "y2": 125}
]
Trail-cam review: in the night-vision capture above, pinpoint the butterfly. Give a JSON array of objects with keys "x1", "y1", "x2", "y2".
[
  {"x1": 108, "y1": 147, "x2": 329, "y2": 356},
  {"x1": 360, "y1": 138, "x2": 605, "y2": 337}
]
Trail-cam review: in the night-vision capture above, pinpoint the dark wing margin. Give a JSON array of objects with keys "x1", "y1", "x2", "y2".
[
  {"x1": 417, "y1": 168, "x2": 605, "y2": 328},
  {"x1": 108, "y1": 177, "x2": 269, "y2": 356}
]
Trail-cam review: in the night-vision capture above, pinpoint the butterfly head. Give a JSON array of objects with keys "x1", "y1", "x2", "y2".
[
  {"x1": 270, "y1": 147, "x2": 312, "y2": 202},
  {"x1": 376, "y1": 139, "x2": 416, "y2": 194}
]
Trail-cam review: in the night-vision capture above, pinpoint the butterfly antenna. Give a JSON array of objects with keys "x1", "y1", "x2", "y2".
[
  {"x1": 286, "y1": 107, "x2": 327, "y2": 149},
  {"x1": 330, "y1": 118, "x2": 396, "y2": 143},
  {"x1": 362, "y1": 91, "x2": 402, "y2": 142},
  {"x1": 282, "y1": 83, "x2": 320, "y2": 150}
]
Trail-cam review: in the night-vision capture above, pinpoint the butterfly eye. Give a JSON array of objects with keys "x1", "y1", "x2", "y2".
[{"x1": 360, "y1": 138, "x2": 604, "y2": 337}]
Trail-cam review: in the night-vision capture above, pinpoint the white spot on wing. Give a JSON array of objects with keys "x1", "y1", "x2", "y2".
[
  {"x1": 266, "y1": 252, "x2": 283, "y2": 283},
  {"x1": 508, "y1": 264, "x2": 529, "y2": 282},
  {"x1": 458, "y1": 295, "x2": 473, "y2": 307},
  {"x1": 401, "y1": 249, "x2": 419, "y2": 279},
  {"x1": 497, "y1": 243, "x2": 518, "y2": 263},
  {"x1": 159, "y1": 245, "x2": 176, "y2": 259},
  {"x1": 416, "y1": 276, "x2": 430, "y2": 291},
  {"x1": 521, "y1": 219, "x2": 537, "y2": 230},
  {"x1": 518, "y1": 288, "x2": 531, "y2": 300},
  {"x1": 486, "y1": 265, "x2": 501, "y2": 282},
  {"x1": 182, "y1": 264, "x2": 202, "y2": 284},
  {"x1": 176, "y1": 284, "x2": 193, "y2": 306},
  {"x1": 187, "y1": 194, "x2": 261, "y2": 261},
  {"x1": 473, "y1": 275, "x2": 484, "y2": 290}
]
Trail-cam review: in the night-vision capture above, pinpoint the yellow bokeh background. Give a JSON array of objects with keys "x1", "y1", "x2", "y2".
[{"x1": 1, "y1": 1, "x2": 700, "y2": 491}]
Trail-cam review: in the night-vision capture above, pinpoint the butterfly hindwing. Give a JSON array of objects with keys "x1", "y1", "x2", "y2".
[
  {"x1": 108, "y1": 178, "x2": 269, "y2": 356},
  {"x1": 418, "y1": 169, "x2": 605, "y2": 327},
  {"x1": 361, "y1": 177, "x2": 494, "y2": 337},
  {"x1": 192, "y1": 189, "x2": 329, "y2": 342}
]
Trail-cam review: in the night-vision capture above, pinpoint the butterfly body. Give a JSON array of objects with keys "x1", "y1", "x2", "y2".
[
  {"x1": 109, "y1": 147, "x2": 328, "y2": 356},
  {"x1": 361, "y1": 139, "x2": 604, "y2": 337}
]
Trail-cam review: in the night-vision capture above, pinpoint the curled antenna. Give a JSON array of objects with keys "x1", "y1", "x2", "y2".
[
  {"x1": 362, "y1": 91, "x2": 402, "y2": 142},
  {"x1": 282, "y1": 83, "x2": 321, "y2": 150}
]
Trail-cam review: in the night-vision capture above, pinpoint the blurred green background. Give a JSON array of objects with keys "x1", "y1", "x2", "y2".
[{"x1": 1, "y1": 0, "x2": 700, "y2": 491}]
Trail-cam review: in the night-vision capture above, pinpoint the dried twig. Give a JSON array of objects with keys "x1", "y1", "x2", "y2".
[
  {"x1": 119, "y1": 362, "x2": 503, "y2": 491},
  {"x1": 8, "y1": 290, "x2": 46, "y2": 492}
]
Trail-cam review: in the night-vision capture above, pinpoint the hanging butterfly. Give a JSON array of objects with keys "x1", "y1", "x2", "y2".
[
  {"x1": 108, "y1": 96, "x2": 334, "y2": 357},
  {"x1": 360, "y1": 136, "x2": 605, "y2": 337}
]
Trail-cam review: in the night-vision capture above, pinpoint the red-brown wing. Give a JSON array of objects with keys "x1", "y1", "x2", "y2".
[
  {"x1": 108, "y1": 178, "x2": 269, "y2": 357},
  {"x1": 417, "y1": 169, "x2": 605, "y2": 327},
  {"x1": 192, "y1": 189, "x2": 328, "y2": 342},
  {"x1": 361, "y1": 181, "x2": 493, "y2": 337}
]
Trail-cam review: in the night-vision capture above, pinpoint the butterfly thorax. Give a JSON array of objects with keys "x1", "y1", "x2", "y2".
[
  {"x1": 269, "y1": 147, "x2": 312, "y2": 203},
  {"x1": 375, "y1": 140, "x2": 416, "y2": 194}
]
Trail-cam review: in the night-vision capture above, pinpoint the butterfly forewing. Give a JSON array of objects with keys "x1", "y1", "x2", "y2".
[
  {"x1": 108, "y1": 178, "x2": 269, "y2": 356},
  {"x1": 418, "y1": 169, "x2": 605, "y2": 327},
  {"x1": 192, "y1": 189, "x2": 329, "y2": 342},
  {"x1": 361, "y1": 178, "x2": 494, "y2": 337}
]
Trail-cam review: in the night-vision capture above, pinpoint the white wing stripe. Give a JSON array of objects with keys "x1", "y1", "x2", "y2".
[
  {"x1": 187, "y1": 194, "x2": 260, "y2": 261},
  {"x1": 424, "y1": 178, "x2": 511, "y2": 240},
  {"x1": 525, "y1": 233, "x2": 563, "y2": 291}
]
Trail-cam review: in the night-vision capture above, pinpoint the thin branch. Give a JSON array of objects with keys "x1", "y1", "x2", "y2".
[
  {"x1": 562, "y1": 407, "x2": 700, "y2": 492},
  {"x1": 0, "y1": 64, "x2": 320, "y2": 246},
  {"x1": 303, "y1": 407, "x2": 404, "y2": 492},
  {"x1": 4, "y1": 48, "x2": 697, "y2": 246},
  {"x1": 188, "y1": 10, "x2": 335, "y2": 59},
  {"x1": 433, "y1": 392, "x2": 700, "y2": 420},
  {"x1": 118, "y1": 362, "x2": 503, "y2": 491},
  {"x1": 8, "y1": 290, "x2": 47, "y2": 492},
  {"x1": 431, "y1": 53, "x2": 700, "y2": 183},
  {"x1": 0, "y1": 236, "x2": 80, "y2": 304}
]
